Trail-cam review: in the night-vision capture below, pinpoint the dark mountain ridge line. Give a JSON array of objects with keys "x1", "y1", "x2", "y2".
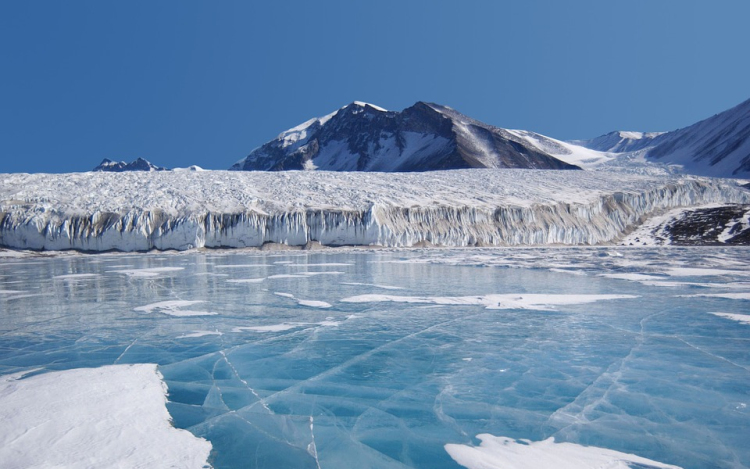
[{"x1": 231, "y1": 101, "x2": 581, "y2": 172}]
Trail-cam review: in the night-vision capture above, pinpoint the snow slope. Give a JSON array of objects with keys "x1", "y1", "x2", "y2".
[
  {"x1": 569, "y1": 131, "x2": 666, "y2": 153},
  {"x1": 574, "y1": 98, "x2": 750, "y2": 177},
  {"x1": 231, "y1": 102, "x2": 580, "y2": 172},
  {"x1": 504, "y1": 129, "x2": 615, "y2": 168},
  {"x1": 1, "y1": 169, "x2": 747, "y2": 251}
]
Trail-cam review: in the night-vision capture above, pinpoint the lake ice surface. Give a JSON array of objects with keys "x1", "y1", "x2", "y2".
[{"x1": 1, "y1": 247, "x2": 749, "y2": 469}]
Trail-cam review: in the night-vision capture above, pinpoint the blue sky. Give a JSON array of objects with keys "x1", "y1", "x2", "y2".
[{"x1": 1, "y1": 1, "x2": 748, "y2": 173}]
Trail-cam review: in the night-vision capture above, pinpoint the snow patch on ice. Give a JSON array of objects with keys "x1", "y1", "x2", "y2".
[
  {"x1": 341, "y1": 293, "x2": 637, "y2": 310},
  {"x1": 341, "y1": 282, "x2": 405, "y2": 290},
  {"x1": 108, "y1": 267, "x2": 184, "y2": 278},
  {"x1": 710, "y1": 312, "x2": 750, "y2": 324},
  {"x1": 176, "y1": 330, "x2": 223, "y2": 339},
  {"x1": 284, "y1": 263, "x2": 352, "y2": 267},
  {"x1": 601, "y1": 273, "x2": 667, "y2": 281},
  {"x1": 274, "y1": 292, "x2": 296, "y2": 298},
  {"x1": 548, "y1": 268, "x2": 587, "y2": 276},
  {"x1": 134, "y1": 300, "x2": 217, "y2": 317},
  {"x1": 445, "y1": 434, "x2": 681, "y2": 469},
  {"x1": 275, "y1": 291, "x2": 331, "y2": 308},
  {"x1": 665, "y1": 267, "x2": 749, "y2": 277},
  {"x1": 297, "y1": 299, "x2": 333, "y2": 308},
  {"x1": 0, "y1": 365, "x2": 212, "y2": 468},
  {"x1": 267, "y1": 271, "x2": 343, "y2": 280},
  {"x1": 52, "y1": 273, "x2": 100, "y2": 280},
  {"x1": 233, "y1": 324, "x2": 301, "y2": 333},
  {"x1": 226, "y1": 278, "x2": 266, "y2": 284},
  {"x1": 233, "y1": 319, "x2": 337, "y2": 333},
  {"x1": 680, "y1": 293, "x2": 750, "y2": 300}
]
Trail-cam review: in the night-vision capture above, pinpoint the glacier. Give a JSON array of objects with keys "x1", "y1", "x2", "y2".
[{"x1": 1, "y1": 169, "x2": 748, "y2": 252}]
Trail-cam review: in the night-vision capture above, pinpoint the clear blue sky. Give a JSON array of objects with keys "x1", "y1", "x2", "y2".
[{"x1": 1, "y1": 1, "x2": 748, "y2": 173}]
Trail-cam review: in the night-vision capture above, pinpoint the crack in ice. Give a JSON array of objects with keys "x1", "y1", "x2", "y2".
[
  {"x1": 543, "y1": 311, "x2": 666, "y2": 436},
  {"x1": 219, "y1": 350, "x2": 273, "y2": 414},
  {"x1": 114, "y1": 339, "x2": 137, "y2": 364}
]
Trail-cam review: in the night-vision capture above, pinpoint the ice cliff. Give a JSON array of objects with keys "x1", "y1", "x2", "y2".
[{"x1": 1, "y1": 169, "x2": 748, "y2": 252}]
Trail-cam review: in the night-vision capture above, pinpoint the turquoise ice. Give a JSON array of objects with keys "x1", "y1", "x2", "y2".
[{"x1": 1, "y1": 247, "x2": 748, "y2": 468}]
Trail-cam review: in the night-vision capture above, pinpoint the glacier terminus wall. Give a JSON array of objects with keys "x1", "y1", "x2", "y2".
[{"x1": 1, "y1": 169, "x2": 748, "y2": 252}]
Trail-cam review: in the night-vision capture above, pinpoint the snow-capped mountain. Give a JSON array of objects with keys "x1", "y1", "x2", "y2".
[
  {"x1": 569, "y1": 131, "x2": 666, "y2": 153},
  {"x1": 574, "y1": 98, "x2": 750, "y2": 177},
  {"x1": 93, "y1": 158, "x2": 167, "y2": 172},
  {"x1": 231, "y1": 102, "x2": 580, "y2": 172}
]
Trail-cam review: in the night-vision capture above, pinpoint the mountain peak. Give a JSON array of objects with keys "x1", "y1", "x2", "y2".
[
  {"x1": 93, "y1": 158, "x2": 167, "y2": 172},
  {"x1": 230, "y1": 102, "x2": 580, "y2": 172},
  {"x1": 572, "y1": 96, "x2": 750, "y2": 177},
  {"x1": 350, "y1": 101, "x2": 388, "y2": 112}
]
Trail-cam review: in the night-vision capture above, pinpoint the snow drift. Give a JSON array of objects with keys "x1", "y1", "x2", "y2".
[{"x1": 1, "y1": 169, "x2": 748, "y2": 252}]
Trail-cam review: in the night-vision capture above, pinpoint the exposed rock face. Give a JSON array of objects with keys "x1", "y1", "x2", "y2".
[
  {"x1": 231, "y1": 102, "x2": 580, "y2": 172},
  {"x1": 663, "y1": 205, "x2": 750, "y2": 245},
  {"x1": 93, "y1": 158, "x2": 167, "y2": 172}
]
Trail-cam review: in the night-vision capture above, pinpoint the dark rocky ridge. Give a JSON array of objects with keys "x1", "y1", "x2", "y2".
[
  {"x1": 626, "y1": 204, "x2": 750, "y2": 245},
  {"x1": 664, "y1": 205, "x2": 750, "y2": 245},
  {"x1": 93, "y1": 158, "x2": 167, "y2": 172},
  {"x1": 231, "y1": 102, "x2": 580, "y2": 172}
]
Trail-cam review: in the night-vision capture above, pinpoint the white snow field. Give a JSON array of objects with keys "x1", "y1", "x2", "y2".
[
  {"x1": 1, "y1": 169, "x2": 748, "y2": 251},
  {"x1": 0, "y1": 365, "x2": 212, "y2": 469}
]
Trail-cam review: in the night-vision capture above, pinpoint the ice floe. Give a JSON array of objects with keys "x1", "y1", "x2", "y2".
[
  {"x1": 445, "y1": 435, "x2": 681, "y2": 469},
  {"x1": 0, "y1": 365, "x2": 212, "y2": 468}
]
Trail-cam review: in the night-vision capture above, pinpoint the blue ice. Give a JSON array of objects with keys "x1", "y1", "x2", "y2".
[{"x1": 0, "y1": 247, "x2": 749, "y2": 468}]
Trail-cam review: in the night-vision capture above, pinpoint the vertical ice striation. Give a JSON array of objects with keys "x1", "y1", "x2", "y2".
[{"x1": 1, "y1": 170, "x2": 748, "y2": 251}]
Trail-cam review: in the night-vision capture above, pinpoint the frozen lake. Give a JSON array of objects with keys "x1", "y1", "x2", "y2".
[{"x1": 1, "y1": 247, "x2": 749, "y2": 468}]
